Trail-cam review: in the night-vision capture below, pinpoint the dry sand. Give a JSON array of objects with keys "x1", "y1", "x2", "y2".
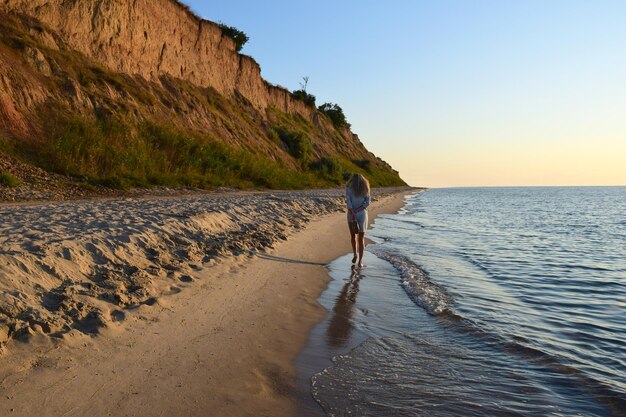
[{"x1": 0, "y1": 188, "x2": 413, "y2": 417}]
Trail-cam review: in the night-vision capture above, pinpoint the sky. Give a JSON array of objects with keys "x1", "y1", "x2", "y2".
[{"x1": 185, "y1": 0, "x2": 626, "y2": 187}]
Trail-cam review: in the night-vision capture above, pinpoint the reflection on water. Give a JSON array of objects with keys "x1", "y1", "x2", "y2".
[
  {"x1": 295, "y1": 256, "x2": 396, "y2": 417},
  {"x1": 326, "y1": 266, "x2": 362, "y2": 347},
  {"x1": 311, "y1": 252, "x2": 622, "y2": 417},
  {"x1": 302, "y1": 187, "x2": 626, "y2": 417}
]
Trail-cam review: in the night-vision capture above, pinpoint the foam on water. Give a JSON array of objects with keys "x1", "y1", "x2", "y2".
[
  {"x1": 368, "y1": 245, "x2": 452, "y2": 316},
  {"x1": 305, "y1": 187, "x2": 626, "y2": 417}
]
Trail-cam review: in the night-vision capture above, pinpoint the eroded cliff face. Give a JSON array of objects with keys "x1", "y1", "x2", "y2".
[
  {"x1": 1, "y1": 0, "x2": 311, "y2": 116},
  {"x1": 0, "y1": 1, "x2": 403, "y2": 191}
]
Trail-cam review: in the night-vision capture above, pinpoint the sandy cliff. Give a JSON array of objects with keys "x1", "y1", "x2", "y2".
[
  {"x1": 2, "y1": 0, "x2": 311, "y2": 114},
  {"x1": 0, "y1": 0, "x2": 403, "y2": 194}
]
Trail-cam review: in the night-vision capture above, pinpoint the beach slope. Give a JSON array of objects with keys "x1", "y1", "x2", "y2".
[{"x1": 0, "y1": 188, "x2": 412, "y2": 417}]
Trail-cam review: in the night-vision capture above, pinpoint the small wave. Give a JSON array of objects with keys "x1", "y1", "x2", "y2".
[
  {"x1": 555, "y1": 263, "x2": 612, "y2": 272},
  {"x1": 368, "y1": 246, "x2": 453, "y2": 315},
  {"x1": 462, "y1": 253, "x2": 492, "y2": 274},
  {"x1": 440, "y1": 314, "x2": 626, "y2": 411}
]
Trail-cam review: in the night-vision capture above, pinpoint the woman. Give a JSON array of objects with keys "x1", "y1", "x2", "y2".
[{"x1": 346, "y1": 173, "x2": 371, "y2": 267}]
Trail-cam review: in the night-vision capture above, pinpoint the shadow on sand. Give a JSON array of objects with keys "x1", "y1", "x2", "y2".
[{"x1": 249, "y1": 251, "x2": 327, "y2": 266}]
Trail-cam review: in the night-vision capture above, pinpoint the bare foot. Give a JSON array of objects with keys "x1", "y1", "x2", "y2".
[
  {"x1": 358, "y1": 260, "x2": 364, "y2": 268},
  {"x1": 351, "y1": 254, "x2": 357, "y2": 264}
]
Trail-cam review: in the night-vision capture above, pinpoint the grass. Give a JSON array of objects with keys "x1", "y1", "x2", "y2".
[
  {"x1": 22, "y1": 109, "x2": 328, "y2": 190},
  {"x1": 267, "y1": 107, "x2": 314, "y2": 134},
  {"x1": 0, "y1": 172, "x2": 20, "y2": 187},
  {"x1": 76, "y1": 64, "x2": 128, "y2": 94},
  {"x1": 5, "y1": 106, "x2": 404, "y2": 190}
]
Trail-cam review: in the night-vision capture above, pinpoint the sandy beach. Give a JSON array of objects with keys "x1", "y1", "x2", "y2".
[{"x1": 0, "y1": 187, "x2": 412, "y2": 417}]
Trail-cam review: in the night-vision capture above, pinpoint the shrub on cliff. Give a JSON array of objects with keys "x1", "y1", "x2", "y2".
[
  {"x1": 318, "y1": 102, "x2": 349, "y2": 129},
  {"x1": 310, "y1": 157, "x2": 343, "y2": 183},
  {"x1": 217, "y1": 22, "x2": 249, "y2": 52},
  {"x1": 352, "y1": 159, "x2": 371, "y2": 172},
  {"x1": 0, "y1": 172, "x2": 20, "y2": 188},
  {"x1": 275, "y1": 128, "x2": 313, "y2": 163},
  {"x1": 291, "y1": 90, "x2": 316, "y2": 107}
]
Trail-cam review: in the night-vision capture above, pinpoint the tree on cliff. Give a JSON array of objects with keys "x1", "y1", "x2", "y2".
[
  {"x1": 217, "y1": 22, "x2": 249, "y2": 52},
  {"x1": 300, "y1": 76, "x2": 310, "y2": 92},
  {"x1": 318, "y1": 102, "x2": 349, "y2": 129}
]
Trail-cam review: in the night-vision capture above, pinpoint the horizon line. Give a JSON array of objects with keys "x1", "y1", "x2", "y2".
[{"x1": 411, "y1": 184, "x2": 626, "y2": 189}]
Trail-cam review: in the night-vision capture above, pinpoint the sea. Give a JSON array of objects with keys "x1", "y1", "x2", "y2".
[{"x1": 296, "y1": 187, "x2": 626, "y2": 417}]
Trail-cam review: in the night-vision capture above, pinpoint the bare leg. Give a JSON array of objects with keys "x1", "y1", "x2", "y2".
[
  {"x1": 350, "y1": 231, "x2": 357, "y2": 263},
  {"x1": 357, "y1": 232, "x2": 365, "y2": 267}
]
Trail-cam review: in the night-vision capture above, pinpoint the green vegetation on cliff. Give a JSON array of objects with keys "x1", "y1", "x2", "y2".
[
  {"x1": 216, "y1": 22, "x2": 249, "y2": 52},
  {"x1": 27, "y1": 113, "x2": 320, "y2": 189},
  {"x1": 318, "y1": 102, "x2": 349, "y2": 129},
  {"x1": 0, "y1": 12, "x2": 405, "y2": 191},
  {"x1": 0, "y1": 172, "x2": 20, "y2": 187}
]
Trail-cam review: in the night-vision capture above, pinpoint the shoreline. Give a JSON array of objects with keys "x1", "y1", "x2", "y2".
[
  {"x1": 0, "y1": 188, "x2": 414, "y2": 416},
  {"x1": 294, "y1": 191, "x2": 415, "y2": 416},
  {"x1": 291, "y1": 187, "x2": 626, "y2": 417}
]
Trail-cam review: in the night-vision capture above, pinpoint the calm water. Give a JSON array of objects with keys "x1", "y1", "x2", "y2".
[{"x1": 299, "y1": 187, "x2": 626, "y2": 417}]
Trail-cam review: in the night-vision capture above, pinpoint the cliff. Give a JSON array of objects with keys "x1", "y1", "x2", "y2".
[
  {"x1": 0, "y1": 0, "x2": 404, "y2": 194},
  {"x1": 2, "y1": 0, "x2": 309, "y2": 114}
]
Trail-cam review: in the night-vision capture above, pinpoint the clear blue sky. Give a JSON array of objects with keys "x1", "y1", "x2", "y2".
[{"x1": 186, "y1": 0, "x2": 626, "y2": 187}]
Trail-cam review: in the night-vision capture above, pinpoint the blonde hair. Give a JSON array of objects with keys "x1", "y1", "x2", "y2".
[{"x1": 347, "y1": 173, "x2": 370, "y2": 197}]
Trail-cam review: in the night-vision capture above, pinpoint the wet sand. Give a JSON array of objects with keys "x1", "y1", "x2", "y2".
[{"x1": 0, "y1": 188, "x2": 412, "y2": 417}]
